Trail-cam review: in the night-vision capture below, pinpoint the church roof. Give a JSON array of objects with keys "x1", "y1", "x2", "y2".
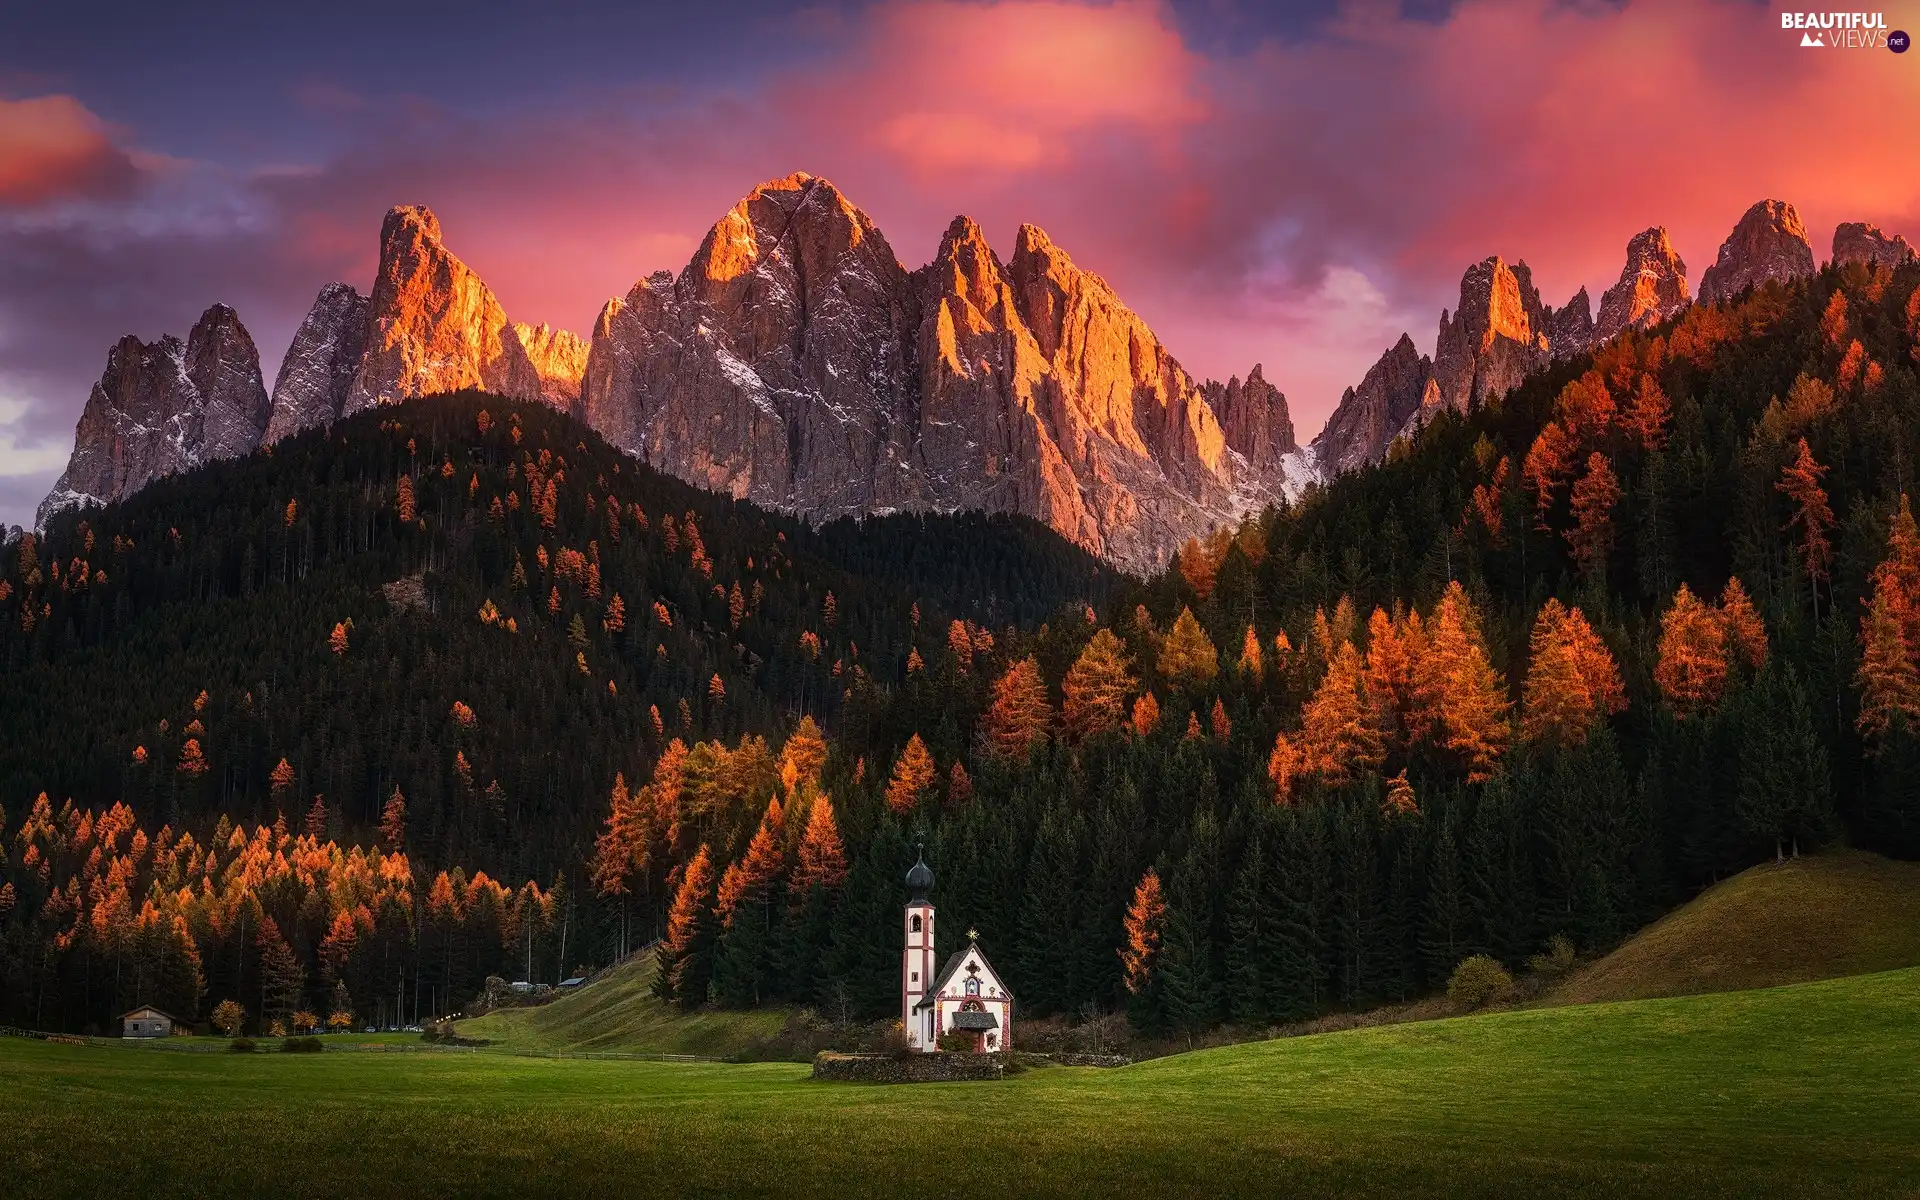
[
  {"x1": 949, "y1": 1010, "x2": 1000, "y2": 1032},
  {"x1": 912, "y1": 940, "x2": 1015, "y2": 1010}
]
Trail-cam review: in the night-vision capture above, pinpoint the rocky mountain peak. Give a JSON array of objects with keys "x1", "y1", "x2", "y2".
[
  {"x1": 504, "y1": 322, "x2": 589, "y2": 410},
  {"x1": 1832, "y1": 222, "x2": 1917, "y2": 270},
  {"x1": 1432, "y1": 255, "x2": 1548, "y2": 414},
  {"x1": 579, "y1": 173, "x2": 1301, "y2": 573},
  {"x1": 185, "y1": 303, "x2": 272, "y2": 461},
  {"x1": 346, "y1": 203, "x2": 584, "y2": 414},
  {"x1": 265, "y1": 282, "x2": 369, "y2": 443},
  {"x1": 385, "y1": 203, "x2": 442, "y2": 245},
  {"x1": 38, "y1": 303, "x2": 269, "y2": 529},
  {"x1": 1206, "y1": 363, "x2": 1298, "y2": 477},
  {"x1": 1699, "y1": 199, "x2": 1814, "y2": 306},
  {"x1": 1544, "y1": 287, "x2": 1595, "y2": 360},
  {"x1": 1311, "y1": 332, "x2": 1434, "y2": 476},
  {"x1": 932, "y1": 215, "x2": 1001, "y2": 301},
  {"x1": 1594, "y1": 226, "x2": 1690, "y2": 344}
]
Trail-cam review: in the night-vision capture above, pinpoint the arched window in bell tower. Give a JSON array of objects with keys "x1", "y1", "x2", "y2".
[{"x1": 911, "y1": 914, "x2": 922, "y2": 933}]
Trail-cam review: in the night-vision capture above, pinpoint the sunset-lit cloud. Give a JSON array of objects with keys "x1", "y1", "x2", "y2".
[
  {"x1": 3, "y1": 0, "x2": 1919, "y2": 529},
  {"x1": 849, "y1": 0, "x2": 1204, "y2": 176},
  {"x1": 0, "y1": 94, "x2": 141, "y2": 207}
]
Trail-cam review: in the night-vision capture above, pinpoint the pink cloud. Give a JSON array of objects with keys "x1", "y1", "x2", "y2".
[{"x1": 0, "y1": 94, "x2": 141, "y2": 207}]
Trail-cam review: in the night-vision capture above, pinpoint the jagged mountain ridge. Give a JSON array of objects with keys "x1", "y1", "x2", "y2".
[
  {"x1": 1309, "y1": 200, "x2": 1891, "y2": 473},
  {"x1": 40, "y1": 175, "x2": 1302, "y2": 574},
  {"x1": 37, "y1": 182, "x2": 1917, "y2": 560},
  {"x1": 36, "y1": 305, "x2": 270, "y2": 529},
  {"x1": 576, "y1": 173, "x2": 1302, "y2": 573}
]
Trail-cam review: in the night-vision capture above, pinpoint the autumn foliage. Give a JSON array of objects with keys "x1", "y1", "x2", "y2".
[
  {"x1": 1062, "y1": 629, "x2": 1136, "y2": 740},
  {"x1": 1858, "y1": 496, "x2": 1920, "y2": 745},
  {"x1": 1521, "y1": 600, "x2": 1626, "y2": 746},
  {"x1": 1654, "y1": 579, "x2": 1769, "y2": 715},
  {"x1": 885, "y1": 734, "x2": 937, "y2": 813},
  {"x1": 983, "y1": 657, "x2": 1053, "y2": 761},
  {"x1": 1119, "y1": 869, "x2": 1166, "y2": 994}
]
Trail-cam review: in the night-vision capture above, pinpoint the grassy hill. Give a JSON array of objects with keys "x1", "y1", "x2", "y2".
[
  {"x1": 7, "y1": 966, "x2": 1920, "y2": 1197},
  {"x1": 1551, "y1": 849, "x2": 1920, "y2": 1006},
  {"x1": 456, "y1": 953, "x2": 791, "y2": 1056}
]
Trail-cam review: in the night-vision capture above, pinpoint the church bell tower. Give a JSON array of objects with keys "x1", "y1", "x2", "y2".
[{"x1": 902, "y1": 848, "x2": 936, "y2": 1052}]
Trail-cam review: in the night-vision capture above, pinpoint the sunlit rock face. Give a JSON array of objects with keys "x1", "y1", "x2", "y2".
[
  {"x1": 346, "y1": 205, "x2": 582, "y2": 413},
  {"x1": 580, "y1": 173, "x2": 1303, "y2": 574},
  {"x1": 1832, "y1": 222, "x2": 1917, "y2": 271},
  {"x1": 265, "y1": 283, "x2": 370, "y2": 443},
  {"x1": 1595, "y1": 226, "x2": 1690, "y2": 344},
  {"x1": 502, "y1": 323, "x2": 589, "y2": 411},
  {"x1": 1431, "y1": 256, "x2": 1549, "y2": 415},
  {"x1": 1699, "y1": 200, "x2": 1815, "y2": 306},
  {"x1": 39, "y1": 304, "x2": 270, "y2": 528},
  {"x1": 39, "y1": 181, "x2": 1304, "y2": 571}
]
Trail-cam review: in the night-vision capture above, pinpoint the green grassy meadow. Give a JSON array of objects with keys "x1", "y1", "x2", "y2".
[
  {"x1": 456, "y1": 953, "x2": 789, "y2": 1056},
  {"x1": 1551, "y1": 849, "x2": 1920, "y2": 1005},
  {"x1": 5, "y1": 966, "x2": 1919, "y2": 1198}
]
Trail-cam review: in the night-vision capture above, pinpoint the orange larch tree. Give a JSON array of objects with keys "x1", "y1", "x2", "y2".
[
  {"x1": 380, "y1": 787, "x2": 407, "y2": 852},
  {"x1": 1417, "y1": 582, "x2": 1510, "y2": 781},
  {"x1": 1620, "y1": 374, "x2": 1670, "y2": 450},
  {"x1": 1521, "y1": 600, "x2": 1626, "y2": 747},
  {"x1": 1300, "y1": 641, "x2": 1383, "y2": 784},
  {"x1": 1119, "y1": 868, "x2": 1166, "y2": 994},
  {"x1": 947, "y1": 761, "x2": 973, "y2": 806},
  {"x1": 177, "y1": 739, "x2": 209, "y2": 778},
  {"x1": 1382, "y1": 770, "x2": 1418, "y2": 817},
  {"x1": 1130, "y1": 691, "x2": 1161, "y2": 737},
  {"x1": 1362, "y1": 607, "x2": 1426, "y2": 754},
  {"x1": 1654, "y1": 583, "x2": 1730, "y2": 715},
  {"x1": 268, "y1": 758, "x2": 296, "y2": 804},
  {"x1": 1238, "y1": 625, "x2": 1264, "y2": 679},
  {"x1": 1157, "y1": 607, "x2": 1219, "y2": 686},
  {"x1": 1523, "y1": 421, "x2": 1577, "y2": 527},
  {"x1": 1718, "y1": 577, "x2": 1769, "y2": 671},
  {"x1": 1857, "y1": 497, "x2": 1920, "y2": 747},
  {"x1": 715, "y1": 798, "x2": 785, "y2": 928},
  {"x1": 885, "y1": 735, "x2": 938, "y2": 813},
  {"x1": 655, "y1": 845, "x2": 717, "y2": 1007},
  {"x1": 778, "y1": 715, "x2": 829, "y2": 796},
  {"x1": 1777, "y1": 437, "x2": 1835, "y2": 613},
  {"x1": 1267, "y1": 732, "x2": 1300, "y2": 804},
  {"x1": 983, "y1": 657, "x2": 1053, "y2": 761},
  {"x1": 790, "y1": 793, "x2": 848, "y2": 896},
  {"x1": 1556, "y1": 371, "x2": 1615, "y2": 440},
  {"x1": 1857, "y1": 588, "x2": 1920, "y2": 744},
  {"x1": 1063, "y1": 629, "x2": 1136, "y2": 740},
  {"x1": 589, "y1": 773, "x2": 649, "y2": 899},
  {"x1": 1566, "y1": 453, "x2": 1622, "y2": 578}
]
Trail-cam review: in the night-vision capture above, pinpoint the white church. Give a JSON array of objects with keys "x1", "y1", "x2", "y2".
[{"x1": 901, "y1": 850, "x2": 1014, "y2": 1054}]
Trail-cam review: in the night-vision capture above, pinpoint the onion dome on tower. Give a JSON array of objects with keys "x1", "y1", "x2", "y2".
[{"x1": 905, "y1": 847, "x2": 934, "y2": 902}]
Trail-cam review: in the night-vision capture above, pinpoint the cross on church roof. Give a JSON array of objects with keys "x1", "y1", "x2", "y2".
[{"x1": 967, "y1": 927, "x2": 978, "y2": 941}]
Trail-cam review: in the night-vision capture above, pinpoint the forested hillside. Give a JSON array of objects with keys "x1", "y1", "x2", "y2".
[
  {"x1": 4, "y1": 258, "x2": 1920, "y2": 1040},
  {"x1": 0, "y1": 395, "x2": 1113, "y2": 1032}
]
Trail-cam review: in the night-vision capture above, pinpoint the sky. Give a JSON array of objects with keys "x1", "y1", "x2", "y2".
[{"x1": 2, "y1": 0, "x2": 1917, "y2": 529}]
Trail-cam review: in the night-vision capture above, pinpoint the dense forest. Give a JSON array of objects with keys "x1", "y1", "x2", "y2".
[{"x1": 4, "y1": 257, "x2": 1920, "y2": 1038}]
